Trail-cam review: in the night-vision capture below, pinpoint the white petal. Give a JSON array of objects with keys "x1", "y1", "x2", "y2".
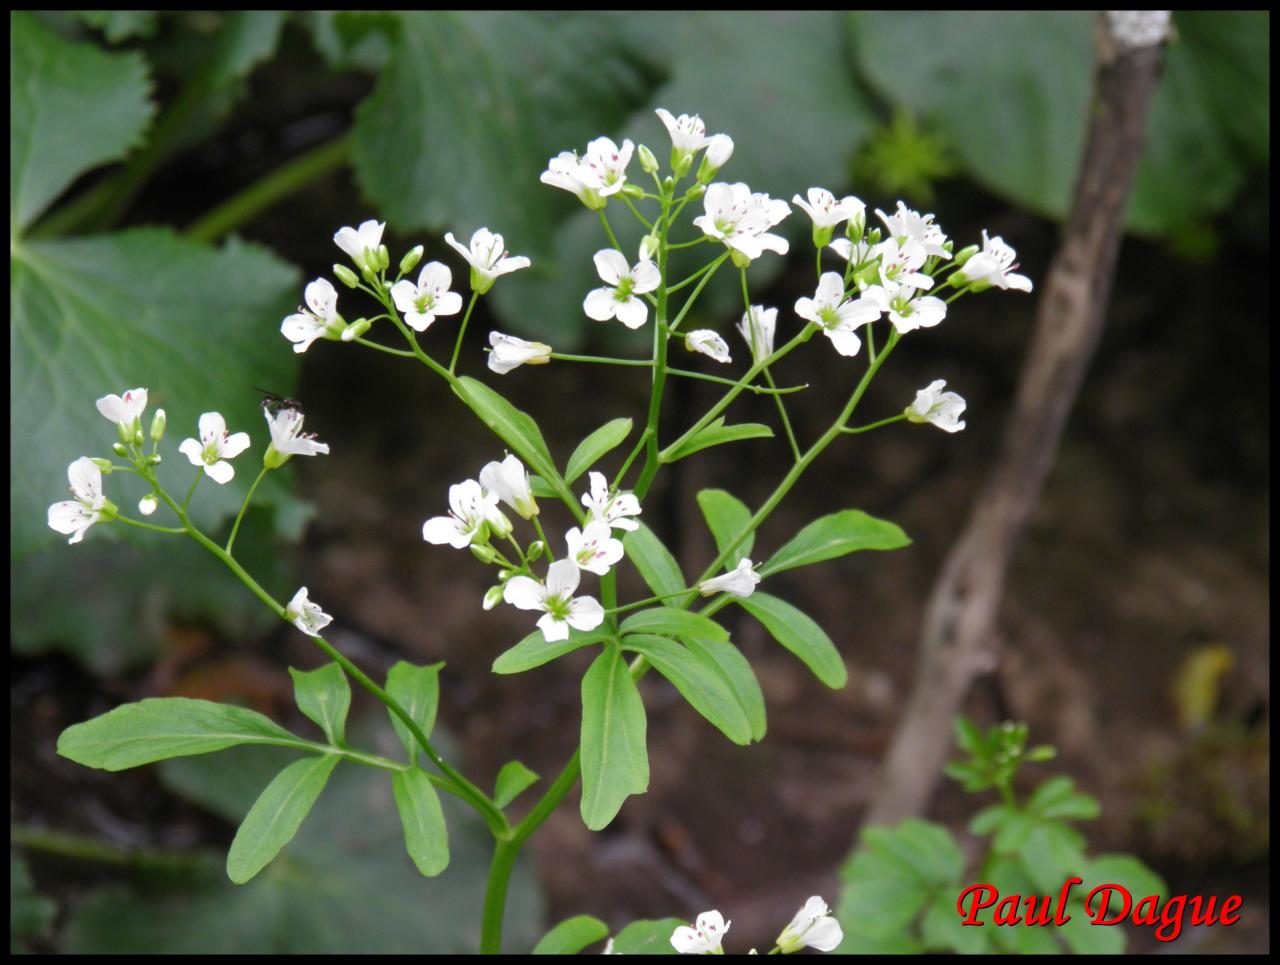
[
  {"x1": 197, "y1": 411, "x2": 226, "y2": 442},
  {"x1": 444, "y1": 231, "x2": 473, "y2": 266},
  {"x1": 545, "y1": 558, "x2": 581, "y2": 597},
  {"x1": 826, "y1": 327, "x2": 862, "y2": 357},
  {"x1": 566, "y1": 597, "x2": 604, "y2": 631},
  {"x1": 536, "y1": 613, "x2": 570, "y2": 642},
  {"x1": 503, "y1": 576, "x2": 546, "y2": 611},
  {"x1": 630, "y1": 259, "x2": 660, "y2": 294},
  {"x1": 419, "y1": 260, "x2": 452, "y2": 292},
  {"x1": 614, "y1": 296, "x2": 648, "y2": 330},
  {"x1": 178, "y1": 438, "x2": 204, "y2": 466},
  {"x1": 390, "y1": 279, "x2": 419, "y2": 314},
  {"x1": 204, "y1": 459, "x2": 235, "y2": 485},
  {"x1": 583, "y1": 288, "x2": 619, "y2": 322},
  {"x1": 423, "y1": 516, "x2": 470, "y2": 548},
  {"x1": 304, "y1": 278, "x2": 338, "y2": 319},
  {"x1": 493, "y1": 255, "x2": 531, "y2": 276},
  {"x1": 592, "y1": 249, "x2": 629, "y2": 286},
  {"x1": 435, "y1": 290, "x2": 464, "y2": 316}
]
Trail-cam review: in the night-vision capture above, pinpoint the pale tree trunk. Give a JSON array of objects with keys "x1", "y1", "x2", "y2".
[{"x1": 863, "y1": 11, "x2": 1173, "y2": 828}]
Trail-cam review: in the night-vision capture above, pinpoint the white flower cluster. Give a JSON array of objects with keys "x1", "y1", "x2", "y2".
[
  {"x1": 670, "y1": 896, "x2": 843, "y2": 955},
  {"x1": 423, "y1": 461, "x2": 641, "y2": 642}
]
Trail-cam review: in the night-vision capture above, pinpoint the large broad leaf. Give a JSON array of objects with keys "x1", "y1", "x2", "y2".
[
  {"x1": 695, "y1": 488, "x2": 753, "y2": 568},
  {"x1": 622, "y1": 634, "x2": 752, "y2": 745},
  {"x1": 621, "y1": 522, "x2": 686, "y2": 598},
  {"x1": 226, "y1": 754, "x2": 340, "y2": 884},
  {"x1": 579, "y1": 644, "x2": 648, "y2": 830},
  {"x1": 391, "y1": 767, "x2": 449, "y2": 878},
  {"x1": 11, "y1": 230, "x2": 300, "y2": 558},
  {"x1": 532, "y1": 916, "x2": 610, "y2": 955},
  {"x1": 64, "y1": 740, "x2": 543, "y2": 952},
  {"x1": 490, "y1": 10, "x2": 877, "y2": 346},
  {"x1": 9, "y1": 12, "x2": 154, "y2": 236},
  {"x1": 760, "y1": 509, "x2": 909, "y2": 577},
  {"x1": 565, "y1": 417, "x2": 632, "y2": 484},
  {"x1": 57, "y1": 697, "x2": 316, "y2": 771},
  {"x1": 452, "y1": 376, "x2": 561, "y2": 488},
  {"x1": 619, "y1": 606, "x2": 727, "y2": 642},
  {"x1": 384, "y1": 660, "x2": 443, "y2": 760},
  {"x1": 682, "y1": 635, "x2": 766, "y2": 742},
  {"x1": 289, "y1": 662, "x2": 351, "y2": 746},
  {"x1": 735, "y1": 593, "x2": 847, "y2": 688},
  {"x1": 352, "y1": 12, "x2": 661, "y2": 254}
]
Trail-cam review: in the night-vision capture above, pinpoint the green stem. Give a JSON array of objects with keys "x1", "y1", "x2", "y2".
[
  {"x1": 449, "y1": 291, "x2": 482, "y2": 374},
  {"x1": 355, "y1": 337, "x2": 417, "y2": 358},
  {"x1": 631, "y1": 207, "x2": 673, "y2": 498},
  {"x1": 842, "y1": 413, "x2": 907, "y2": 434},
  {"x1": 668, "y1": 367, "x2": 806, "y2": 394},
  {"x1": 613, "y1": 429, "x2": 651, "y2": 489},
  {"x1": 182, "y1": 471, "x2": 202, "y2": 511},
  {"x1": 550, "y1": 353, "x2": 652, "y2": 368},
  {"x1": 11, "y1": 825, "x2": 203, "y2": 871},
  {"x1": 621, "y1": 195, "x2": 652, "y2": 230},
  {"x1": 116, "y1": 516, "x2": 186, "y2": 535},
  {"x1": 186, "y1": 134, "x2": 353, "y2": 243},
  {"x1": 597, "y1": 209, "x2": 623, "y2": 253},
  {"x1": 225, "y1": 466, "x2": 269, "y2": 555},
  {"x1": 739, "y1": 268, "x2": 800, "y2": 460},
  {"x1": 668, "y1": 253, "x2": 730, "y2": 334}
]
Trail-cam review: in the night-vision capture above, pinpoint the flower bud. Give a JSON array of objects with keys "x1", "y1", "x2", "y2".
[
  {"x1": 99, "y1": 497, "x2": 119, "y2": 521},
  {"x1": 148, "y1": 453, "x2": 162, "y2": 465},
  {"x1": 866, "y1": 227, "x2": 882, "y2": 246},
  {"x1": 116, "y1": 421, "x2": 133, "y2": 445},
  {"x1": 952, "y1": 244, "x2": 979, "y2": 267},
  {"x1": 671, "y1": 149, "x2": 693, "y2": 180},
  {"x1": 686, "y1": 182, "x2": 706, "y2": 201},
  {"x1": 399, "y1": 245, "x2": 424, "y2": 275},
  {"x1": 697, "y1": 133, "x2": 733, "y2": 181},
  {"x1": 149, "y1": 408, "x2": 166, "y2": 442},
  {"x1": 341, "y1": 317, "x2": 372, "y2": 342},
  {"x1": 90, "y1": 457, "x2": 114, "y2": 472},
  {"x1": 112, "y1": 442, "x2": 127, "y2": 456},
  {"x1": 376, "y1": 245, "x2": 391, "y2": 272},
  {"x1": 482, "y1": 585, "x2": 505, "y2": 611},
  {"x1": 637, "y1": 143, "x2": 659, "y2": 174},
  {"x1": 639, "y1": 233, "x2": 659, "y2": 262},
  {"x1": 471, "y1": 543, "x2": 497, "y2": 564},
  {"x1": 621, "y1": 183, "x2": 644, "y2": 199},
  {"x1": 498, "y1": 568, "x2": 514, "y2": 581},
  {"x1": 138, "y1": 495, "x2": 158, "y2": 516},
  {"x1": 133, "y1": 428, "x2": 145, "y2": 446},
  {"x1": 526, "y1": 540, "x2": 545, "y2": 563},
  {"x1": 847, "y1": 210, "x2": 866, "y2": 244},
  {"x1": 662, "y1": 175, "x2": 676, "y2": 194},
  {"x1": 333, "y1": 264, "x2": 360, "y2": 289},
  {"x1": 811, "y1": 225, "x2": 835, "y2": 250}
]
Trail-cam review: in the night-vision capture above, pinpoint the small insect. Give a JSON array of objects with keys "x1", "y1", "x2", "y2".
[{"x1": 254, "y1": 387, "x2": 303, "y2": 417}]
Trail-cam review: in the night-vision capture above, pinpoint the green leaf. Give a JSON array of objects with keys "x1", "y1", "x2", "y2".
[
  {"x1": 494, "y1": 760, "x2": 540, "y2": 809},
  {"x1": 695, "y1": 488, "x2": 753, "y2": 568},
  {"x1": 10, "y1": 12, "x2": 154, "y2": 235},
  {"x1": 621, "y1": 634, "x2": 752, "y2": 745},
  {"x1": 579, "y1": 644, "x2": 648, "y2": 830},
  {"x1": 75, "y1": 10, "x2": 160, "y2": 43},
  {"x1": 1059, "y1": 899, "x2": 1126, "y2": 954},
  {"x1": 861, "y1": 819, "x2": 965, "y2": 886},
  {"x1": 226, "y1": 754, "x2": 340, "y2": 884},
  {"x1": 621, "y1": 523, "x2": 685, "y2": 598},
  {"x1": 57, "y1": 697, "x2": 314, "y2": 771},
  {"x1": 1084, "y1": 854, "x2": 1167, "y2": 903},
  {"x1": 352, "y1": 12, "x2": 660, "y2": 263},
  {"x1": 609, "y1": 919, "x2": 686, "y2": 955},
  {"x1": 952, "y1": 715, "x2": 984, "y2": 755},
  {"x1": 619, "y1": 607, "x2": 726, "y2": 642},
  {"x1": 289, "y1": 662, "x2": 351, "y2": 746},
  {"x1": 11, "y1": 854, "x2": 55, "y2": 952},
  {"x1": 664, "y1": 418, "x2": 773, "y2": 462},
  {"x1": 983, "y1": 855, "x2": 1064, "y2": 954},
  {"x1": 761, "y1": 509, "x2": 909, "y2": 577},
  {"x1": 528, "y1": 474, "x2": 559, "y2": 499},
  {"x1": 491, "y1": 628, "x2": 611, "y2": 675},
  {"x1": 837, "y1": 844, "x2": 932, "y2": 939},
  {"x1": 452, "y1": 376, "x2": 560, "y2": 486},
  {"x1": 1018, "y1": 822, "x2": 1088, "y2": 894},
  {"x1": 921, "y1": 890, "x2": 990, "y2": 954},
  {"x1": 533, "y1": 915, "x2": 610, "y2": 955},
  {"x1": 992, "y1": 813, "x2": 1036, "y2": 854},
  {"x1": 392, "y1": 767, "x2": 449, "y2": 877},
  {"x1": 11, "y1": 229, "x2": 300, "y2": 560},
  {"x1": 735, "y1": 593, "x2": 846, "y2": 688},
  {"x1": 565, "y1": 417, "x2": 632, "y2": 484},
  {"x1": 384, "y1": 661, "x2": 443, "y2": 760},
  {"x1": 1027, "y1": 776, "x2": 1101, "y2": 821},
  {"x1": 968, "y1": 804, "x2": 1016, "y2": 837},
  {"x1": 682, "y1": 635, "x2": 766, "y2": 742}
]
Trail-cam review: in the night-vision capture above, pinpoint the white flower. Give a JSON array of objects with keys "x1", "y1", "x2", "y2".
[
  {"x1": 565, "y1": 520, "x2": 624, "y2": 576},
  {"x1": 792, "y1": 188, "x2": 865, "y2": 232},
  {"x1": 389, "y1": 262, "x2": 464, "y2": 332},
  {"x1": 444, "y1": 228, "x2": 531, "y2": 295},
  {"x1": 654, "y1": 108, "x2": 708, "y2": 153},
  {"x1": 177, "y1": 412, "x2": 251, "y2": 485},
  {"x1": 541, "y1": 137, "x2": 635, "y2": 210},
  {"x1": 875, "y1": 201, "x2": 950, "y2": 259},
  {"x1": 828, "y1": 237, "x2": 875, "y2": 273},
  {"x1": 873, "y1": 238, "x2": 934, "y2": 291},
  {"x1": 699, "y1": 558, "x2": 760, "y2": 598},
  {"x1": 95, "y1": 387, "x2": 148, "y2": 430},
  {"x1": 863, "y1": 281, "x2": 947, "y2": 335},
  {"x1": 263, "y1": 406, "x2": 330, "y2": 468},
  {"x1": 333, "y1": 219, "x2": 385, "y2": 272},
  {"x1": 502, "y1": 559, "x2": 604, "y2": 642},
  {"x1": 794, "y1": 273, "x2": 880, "y2": 357},
  {"x1": 541, "y1": 151, "x2": 600, "y2": 209},
  {"x1": 703, "y1": 133, "x2": 734, "y2": 170},
  {"x1": 693, "y1": 182, "x2": 790, "y2": 264},
  {"x1": 47, "y1": 457, "x2": 112, "y2": 545},
  {"x1": 736, "y1": 304, "x2": 777, "y2": 365},
  {"x1": 776, "y1": 897, "x2": 843, "y2": 954},
  {"x1": 906, "y1": 380, "x2": 966, "y2": 433},
  {"x1": 282, "y1": 278, "x2": 345, "y2": 353},
  {"x1": 954, "y1": 230, "x2": 1033, "y2": 293},
  {"x1": 671, "y1": 910, "x2": 730, "y2": 955},
  {"x1": 685, "y1": 329, "x2": 732, "y2": 364},
  {"x1": 138, "y1": 495, "x2": 158, "y2": 516},
  {"x1": 488, "y1": 331, "x2": 552, "y2": 375},
  {"x1": 583, "y1": 249, "x2": 660, "y2": 330},
  {"x1": 581, "y1": 471, "x2": 641, "y2": 532},
  {"x1": 479, "y1": 453, "x2": 538, "y2": 519},
  {"x1": 285, "y1": 587, "x2": 333, "y2": 636},
  {"x1": 423, "y1": 479, "x2": 512, "y2": 548}
]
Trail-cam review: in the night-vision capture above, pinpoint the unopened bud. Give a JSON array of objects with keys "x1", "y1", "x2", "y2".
[
  {"x1": 526, "y1": 540, "x2": 545, "y2": 563},
  {"x1": 116, "y1": 421, "x2": 133, "y2": 445},
  {"x1": 376, "y1": 245, "x2": 391, "y2": 272},
  {"x1": 639, "y1": 233, "x2": 659, "y2": 262},
  {"x1": 847, "y1": 211, "x2": 866, "y2": 244},
  {"x1": 482, "y1": 585, "x2": 505, "y2": 611},
  {"x1": 952, "y1": 244, "x2": 979, "y2": 268},
  {"x1": 498, "y1": 568, "x2": 515, "y2": 581},
  {"x1": 696, "y1": 133, "x2": 733, "y2": 181},
  {"x1": 399, "y1": 245, "x2": 424, "y2": 275},
  {"x1": 138, "y1": 495, "x2": 158, "y2": 516},
  {"x1": 341, "y1": 318, "x2": 372, "y2": 342},
  {"x1": 686, "y1": 183, "x2": 706, "y2": 201},
  {"x1": 148, "y1": 453, "x2": 162, "y2": 465},
  {"x1": 621, "y1": 183, "x2": 644, "y2": 199},
  {"x1": 671, "y1": 149, "x2": 693, "y2": 180},
  {"x1": 333, "y1": 264, "x2": 360, "y2": 289},
  {"x1": 470, "y1": 543, "x2": 497, "y2": 564},
  {"x1": 112, "y1": 442, "x2": 127, "y2": 456},
  {"x1": 866, "y1": 227, "x2": 883, "y2": 246},
  {"x1": 149, "y1": 408, "x2": 166, "y2": 442},
  {"x1": 637, "y1": 144, "x2": 659, "y2": 174},
  {"x1": 133, "y1": 428, "x2": 145, "y2": 446}
]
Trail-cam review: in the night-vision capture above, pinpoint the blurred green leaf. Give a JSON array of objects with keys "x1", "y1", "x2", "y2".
[
  {"x1": 1027, "y1": 776, "x2": 1101, "y2": 821},
  {"x1": 57, "y1": 697, "x2": 314, "y2": 771},
  {"x1": 10, "y1": 12, "x2": 153, "y2": 235},
  {"x1": 621, "y1": 523, "x2": 686, "y2": 598},
  {"x1": 565, "y1": 417, "x2": 632, "y2": 484},
  {"x1": 609, "y1": 918, "x2": 685, "y2": 954},
  {"x1": 227, "y1": 754, "x2": 340, "y2": 884},
  {"x1": 392, "y1": 767, "x2": 450, "y2": 878},
  {"x1": 533, "y1": 915, "x2": 609, "y2": 955},
  {"x1": 289, "y1": 662, "x2": 351, "y2": 746},
  {"x1": 384, "y1": 660, "x2": 443, "y2": 759},
  {"x1": 580, "y1": 644, "x2": 648, "y2": 830},
  {"x1": 695, "y1": 488, "x2": 754, "y2": 569},
  {"x1": 761, "y1": 509, "x2": 909, "y2": 577},
  {"x1": 921, "y1": 890, "x2": 990, "y2": 954},
  {"x1": 10, "y1": 854, "x2": 56, "y2": 953},
  {"x1": 735, "y1": 593, "x2": 846, "y2": 688},
  {"x1": 491, "y1": 627, "x2": 611, "y2": 675},
  {"x1": 493, "y1": 760, "x2": 540, "y2": 809},
  {"x1": 1084, "y1": 854, "x2": 1167, "y2": 903},
  {"x1": 621, "y1": 633, "x2": 753, "y2": 745},
  {"x1": 74, "y1": 10, "x2": 160, "y2": 43},
  {"x1": 1018, "y1": 822, "x2": 1088, "y2": 894}
]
